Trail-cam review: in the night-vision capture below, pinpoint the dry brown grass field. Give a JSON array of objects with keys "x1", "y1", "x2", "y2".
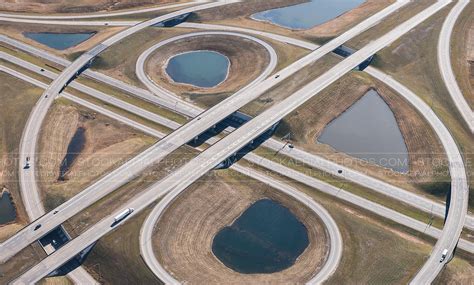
[
  {"x1": 37, "y1": 99, "x2": 155, "y2": 211},
  {"x1": 0, "y1": 0, "x2": 181, "y2": 14},
  {"x1": 0, "y1": 73, "x2": 42, "y2": 241}
]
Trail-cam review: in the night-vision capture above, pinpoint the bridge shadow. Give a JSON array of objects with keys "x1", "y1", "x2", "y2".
[
  {"x1": 187, "y1": 111, "x2": 251, "y2": 148},
  {"x1": 214, "y1": 121, "x2": 280, "y2": 170},
  {"x1": 444, "y1": 187, "x2": 451, "y2": 225},
  {"x1": 332, "y1": 45, "x2": 374, "y2": 71},
  {"x1": 47, "y1": 243, "x2": 96, "y2": 277}
]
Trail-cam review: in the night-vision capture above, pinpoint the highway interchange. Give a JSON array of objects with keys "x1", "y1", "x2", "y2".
[
  {"x1": 1, "y1": 0, "x2": 410, "y2": 262},
  {"x1": 0, "y1": 0, "x2": 472, "y2": 284}
]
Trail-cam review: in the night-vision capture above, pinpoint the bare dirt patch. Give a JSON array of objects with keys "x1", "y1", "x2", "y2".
[
  {"x1": 191, "y1": 0, "x2": 393, "y2": 44},
  {"x1": 37, "y1": 99, "x2": 155, "y2": 210},
  {"x1": 0, "y1": 0, "x2": 180, "y2": 14},
  {"x1": 276, "y1": 72, "x2": 448, "y2": 198},
  {"x1": 0, "y1": 72, "x2": 42, "y2": 240},
  {"x1": 38, "y1": 276, "x2": 72, "y2": 285},
  {"x1": 146, "y1": 34, "x2": 270, "y2": 107},
  {"x1": 153, "y1": 170, "x2": 329, "y2": 284}
]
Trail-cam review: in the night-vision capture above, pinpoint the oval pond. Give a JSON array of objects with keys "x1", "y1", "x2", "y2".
[
  {"x1": 212, "y1": 199, "x2": 309, "y2": 274},
  {"x1": 165, "y1": 50, "x2": 230, "y2": 88}
]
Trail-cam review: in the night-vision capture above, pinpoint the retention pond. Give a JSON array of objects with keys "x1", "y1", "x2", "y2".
[
  {"x1": 318, "y1": 89, "x2": 409, "y2": 173},
  {"x1": 24, "y1": 32, "x2": 95, "y2": 50},
  {"x1": 165, "y1": 50, "x2": 229, "y2": 88},
  {"x1": 252, "y1": 0, "x2": 365, "y2": 30},
  {"x1": 212, "y1": 199, "x2": 309, "y2": 274},
  {"x1": 0, "y1": 191, "x2": 16, "y2": 224}
]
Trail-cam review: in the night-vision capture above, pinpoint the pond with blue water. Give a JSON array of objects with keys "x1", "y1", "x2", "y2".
[
  {"x1": 252, "y1": 0, "x2": 365, "y2": 30},
  {"x1": 0, "y1": 191, "x2": 16, "y2": 224},
  {"x1": 24, "y1": 32, "x2": 95, "y2": 50},
  {"x1": 318, "y1": 90, "x2": 409, "y2": 173},
  {"x1": 212, "y1": 199, "x2": 309, "y2": 273},
  {"x1": 165, "y1": 50, "x2": 230, "y2": 88}
]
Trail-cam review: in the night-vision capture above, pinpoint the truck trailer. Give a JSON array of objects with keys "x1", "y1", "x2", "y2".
[{"x1": 113, "y1": 208, "x2": 134, "y2": 223}]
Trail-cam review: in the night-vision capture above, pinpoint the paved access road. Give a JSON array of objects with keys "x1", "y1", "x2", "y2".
[
  {"x1": 438, "y1": 0, "x2": 474, "y2": 133},
  {"x1": 1, "y1": 0, "x2": 406, "y2": 264},
  {"x1": 135, "y1": 30, "x2": 278, "y2": 109}
]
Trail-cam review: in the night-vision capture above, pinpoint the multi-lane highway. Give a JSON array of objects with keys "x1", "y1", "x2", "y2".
[
  {"x1": 16, "y1": 0, "x2": 237, "y2": 220},
  {"x1": 0, "y1": 34, "x2": 200, "y2": 117},
  {"x1": 131, "y1": 2, "x2": 461, "y2": 283},
  {"x1": 6, "y1": 8, "x2": 473, "y2": 234},
  {"x1": 0, "y1": 65, "x2": 167, "y2": 139},
  {"x1": 2, "y1": 0, "x2": 470, "y2": 283},
  {"x1": 1, "y1": 0, "x2": 470, "y2": 238},
  {"x1": 135, "y1": 22, "x2": 474, "y2": 231},
  {"x1": 3, "y1": 63, "x2": 473, "y2": 256},
  {"x1": 4, "y1": 3, "x2": 234, "y2": 284},
  {"x1": 0, "y1": 28, "x2": 280, "y2": 128},
  {"x1": 15, "y1": 1, "x2": 457, "y2": 282},
  {"x1": 438, "y1": 0, "x2": 474, "y2": 133},
  {"x1": 1, "y1": 0, "x2": 408, "y2": 264}
]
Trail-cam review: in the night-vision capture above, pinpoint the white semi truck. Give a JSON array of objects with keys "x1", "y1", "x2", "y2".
[
  {"x1": 440, "y1": 249, "x2": 448, "y2": 262},
  {"x1": 113, "y1": 208, "x2": 134, "y2": 223}
]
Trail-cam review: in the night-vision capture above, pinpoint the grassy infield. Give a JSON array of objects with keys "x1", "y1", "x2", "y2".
[{"x1": 2, "y1": 0, "x2": 472, "y2": 283}]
